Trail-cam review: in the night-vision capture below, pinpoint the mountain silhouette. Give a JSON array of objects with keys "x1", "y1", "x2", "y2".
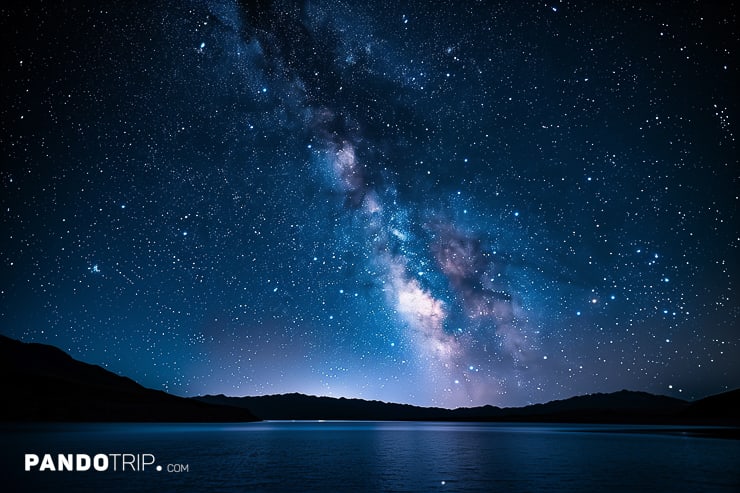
[
  {"x1": 0, "y1": 335, "x2": 258, "y2": 422},
  {"x1": 3, "y1": 335, "x2": 736, "y2": 426},
  {"x1": 679, "y1": 388, "x2": 740, "y2": 421},
  {"x1": 197, "y1": 389, "x2": 739, "y2": 426}
]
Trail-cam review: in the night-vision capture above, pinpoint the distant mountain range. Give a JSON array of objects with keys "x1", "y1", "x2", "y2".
[
  {"x1": 196, "y1": 388, "x2": 739, "y2": 425},
  {"x1": 2, "y1": 335, "x2": 737, "y2": 425},
  {"x1": 0, "y1": 335, "x2": 258, "y2": 422}
]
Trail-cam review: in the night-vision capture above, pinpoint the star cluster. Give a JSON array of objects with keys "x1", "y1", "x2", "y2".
[{"x1": 1, "y1": 0, "x2": 737, "y2": 407}]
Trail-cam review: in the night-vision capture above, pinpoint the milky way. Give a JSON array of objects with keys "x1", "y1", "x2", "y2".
[{"x1": 1, "y1": 0, "x2": 737, "y2": 407}]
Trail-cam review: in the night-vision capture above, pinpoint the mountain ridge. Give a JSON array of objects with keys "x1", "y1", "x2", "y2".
[
  {"x1": 195, "y1": 388, "x2": 739, "y2": 425},
  {"x1": 2, "y1": 335, "x2": 737, "y2": 425},
  {"x1": 0, "y1": 335, "x2": 259, "y2": 422}
]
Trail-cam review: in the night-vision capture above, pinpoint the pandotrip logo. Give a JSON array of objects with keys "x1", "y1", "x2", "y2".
[{"x1": 24, "y1": 453, "x2": 190, "y2": 473}]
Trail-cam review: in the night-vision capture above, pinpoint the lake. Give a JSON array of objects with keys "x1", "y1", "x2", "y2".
[{"x1": 2, "y1": 421, "x2": 738, "y2": 492}]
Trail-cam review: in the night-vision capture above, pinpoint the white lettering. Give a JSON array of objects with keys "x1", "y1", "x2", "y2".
[
  {"x1": 93, "y1": 454, "x2": 108, "y2": 471},
  {"x1": 58, "y1": 454, "x2": 74, "y2": 471},
  {"x1": 76, "y1": 454, "x2": 91, "y2": 471},
  {"x1": 141, "y1": 454, "x2": 155, "y2": 470},
  {"x1": 24, "y1": 452, "x2": 157, "y2": 472},
  {"x1": 40, "y1": 455, "x2": 55, "y2": 471},
  {"x1": 24, "y1": 454, "x2": 39, "y2": 471}
]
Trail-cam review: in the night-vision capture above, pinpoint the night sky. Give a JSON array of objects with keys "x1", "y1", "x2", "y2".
[{"x1": 1, "y1": 0, "x2": 737, "y2": 408}]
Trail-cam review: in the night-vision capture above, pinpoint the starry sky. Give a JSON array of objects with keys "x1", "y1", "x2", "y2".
[{"x1": 1, "y1": 0, "x2": 737, "y2": 408}]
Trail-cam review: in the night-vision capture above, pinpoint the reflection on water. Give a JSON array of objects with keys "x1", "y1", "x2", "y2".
[{"x1": 2, "y1": 422, "x2": 739, "y2": 492}]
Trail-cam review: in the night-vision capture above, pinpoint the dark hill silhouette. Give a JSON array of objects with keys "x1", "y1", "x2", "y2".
[
  {"x1": 197, "y1": 392, "x2": 455, "y2": 421},
  {"x1": 0, "y1": 335, "x2": 259, "y2": 422},
  {"x1": 488, "y1": 389, "x2": 690, "y2": 423},
  {"x1": 3, "y1": 335, "x2": 736, "y2": 426},
  {"x1": 679, "y1": 388, "x2": 740, "y2": 422},
  {"x1": 197, "y1": 389, "x2": 739, "y2": 426}
]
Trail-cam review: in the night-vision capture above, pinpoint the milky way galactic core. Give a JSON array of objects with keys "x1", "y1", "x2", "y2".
[{"x1": 1, "y1": 0, "x2": 737, "y2": 407}]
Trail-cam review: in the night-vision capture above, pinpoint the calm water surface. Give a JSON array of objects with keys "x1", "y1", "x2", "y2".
[{"x1": 2, "y1": 421, "x2": 738, "y2": 492}]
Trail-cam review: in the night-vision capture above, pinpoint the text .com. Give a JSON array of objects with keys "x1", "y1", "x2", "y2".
[{"x1": 24, "y1": 454, "x2": 189, "y2": 473}]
